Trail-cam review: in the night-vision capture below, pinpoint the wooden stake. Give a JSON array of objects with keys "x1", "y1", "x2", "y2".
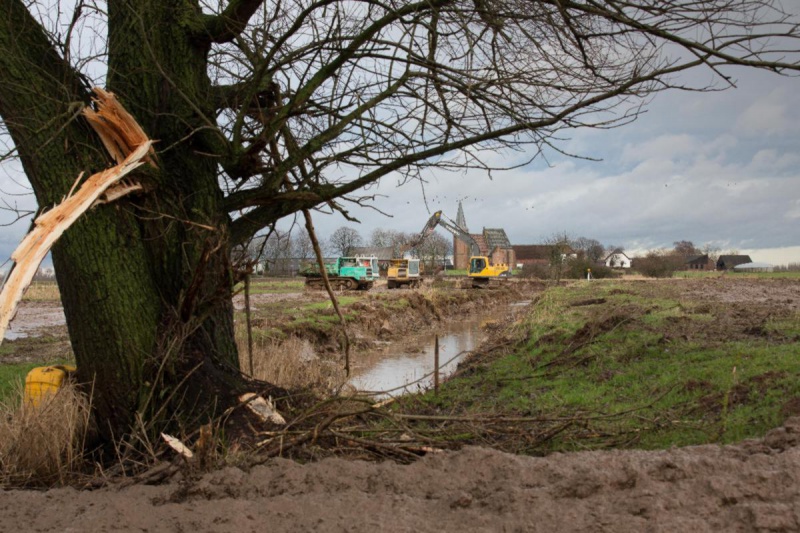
[
  {"x1": 434, "y1": 334, "x2": 440, "y2": 395},
  {"x1": 303, "y1": 209, "x2": 350, "y2": 376},
  {"x1": 245, "y1": 272, "x2": 254, "y2": 377}
]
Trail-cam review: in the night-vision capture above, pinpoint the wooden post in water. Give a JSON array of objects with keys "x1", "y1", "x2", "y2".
[
  {"x1": 434, "y1": 334, "x2": 440, "y2": 395},
  {"x1": 245, "y1": 273, "x2": 254, "y2": 377}
]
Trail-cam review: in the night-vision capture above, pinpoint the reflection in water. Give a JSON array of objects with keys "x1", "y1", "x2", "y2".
[
  {"x1": 349, "y1": 318, "x2": 487, "y2": 397},
  {"x1": 3, "y1": 330, "x2": 27, "y2": 340},
  {"x1": 3, "y1": 305, "x2": 66, "y2": 341}
]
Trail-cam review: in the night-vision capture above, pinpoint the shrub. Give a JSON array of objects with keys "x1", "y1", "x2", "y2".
[
  {"x1": 633, "y1": 251, "x2": 684, "y2": 278},
  {"x1": 565, "y1": 258, "x2": 614, "y2": 279},
  {"x1": 519, "y1": 263, "x2": 550, "y2": 279}
]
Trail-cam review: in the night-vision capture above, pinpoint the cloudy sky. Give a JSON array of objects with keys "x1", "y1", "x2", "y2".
[
  {"x1": 1, "y1": 63, "x2": 799, "y2": 270},
  {"x1": 297, "y1": 65, "x2": 800, "y2": 266}
]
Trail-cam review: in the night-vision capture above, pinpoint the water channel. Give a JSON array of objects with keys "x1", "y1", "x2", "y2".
[
  {"x1": 349, "y1": 300, "x2": 532, "y2": 397},
  {"x1": 348, "y1": 317, "x2": 486, "y2": 397}
]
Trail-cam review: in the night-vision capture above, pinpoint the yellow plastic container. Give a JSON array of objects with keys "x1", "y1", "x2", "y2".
[{"x1": 23, "y1": 365, "x2": 77, "y2": 408}]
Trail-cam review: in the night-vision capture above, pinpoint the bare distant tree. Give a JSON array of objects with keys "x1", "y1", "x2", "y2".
[
  {"x1": 370, "y1": 229, "x2": 396, "y2": 248},
  {"x1": 546, "y1": 232, "x2": 573, "y2": 283},
  {"x1": 415, "y1": 232, "x2": 453, "y2": 272},
  {"x1": 4, "y1": 0, "x2": 800, "y2": 441},
  {"x1": 702, "y1": 243, "x2": 722, "y2": 263},
  {"x1": 247, "y1": 230, "x2": 293, "y2": 273},
  {"x1": 328, "y1": 227, "x2": 364, "y2": 257},
  {"x1": 370, "y1": 228, "x2": 411, "y2": 256},
  {"x1": 293, "y1": 231, "x2": 315, "y2": 260},
  {"x1": 571, "y1": 237, "x2": 606, "y2": 263},
  {"x1": 264, "y1": 231, "x2": 294, "y2": 273},
  {"x1": 673, "y1": 241, "x2": 701, "y2": 256}
]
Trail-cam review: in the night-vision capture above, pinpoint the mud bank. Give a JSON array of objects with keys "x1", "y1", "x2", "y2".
[
  {"x1": 266, "y1": 281, "x2": 541, "y2": 354},
  {"x1": 3, "y1": 417, "x2": 800, "y2": 532}
]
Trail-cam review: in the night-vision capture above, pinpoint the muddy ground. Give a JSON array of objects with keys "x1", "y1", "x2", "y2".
[
  {"x1": 2, "y1": 419, "x2": 800, "y2": 532},
  {"x1": 2, "y1": 277, "x2": 800, "y2": 531}
]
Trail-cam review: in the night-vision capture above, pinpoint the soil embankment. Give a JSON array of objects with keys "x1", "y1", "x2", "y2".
[
  {"x1": 2, "y1": 418, "x2": 800, "y2": 532},
  {"x1": 238, "y1": 279, "x2": 539, "y2": 354}
]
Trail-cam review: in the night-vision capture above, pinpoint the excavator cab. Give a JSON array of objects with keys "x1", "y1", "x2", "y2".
[{"x1": 469, "y1": 257, "x2": 487, "y2": 274}]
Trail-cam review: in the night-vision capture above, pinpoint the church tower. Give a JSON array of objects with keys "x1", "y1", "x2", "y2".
[{"x1": 453, "y1": 201, "x2": 470, "y2": 270}]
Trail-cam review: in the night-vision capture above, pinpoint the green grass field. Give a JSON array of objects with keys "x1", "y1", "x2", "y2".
[{"x1": 399, "y1": 279, "x2": 800, "y2": 453}]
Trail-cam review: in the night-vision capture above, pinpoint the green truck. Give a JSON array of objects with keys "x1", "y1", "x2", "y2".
[{"x1": 301, "y1": 256, "x2": 377, "y2": 290}]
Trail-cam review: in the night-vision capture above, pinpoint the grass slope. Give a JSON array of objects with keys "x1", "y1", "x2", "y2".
[{"x1": 399, "y1": 280, "x2": 800, "y2": 453}]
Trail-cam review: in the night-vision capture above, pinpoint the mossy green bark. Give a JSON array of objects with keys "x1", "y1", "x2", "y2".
[{"x1": 0, "y1": 0, "x2": 240, "y2": 440}]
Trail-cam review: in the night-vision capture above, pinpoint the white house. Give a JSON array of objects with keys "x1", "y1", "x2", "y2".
[{"x1": 604, "y1": 250, "x2": 632, "y2": 269}]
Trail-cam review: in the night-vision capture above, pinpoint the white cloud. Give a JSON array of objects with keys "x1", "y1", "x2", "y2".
[
  {"x1": 735, "y1": 87, "x2": 800, "y2": 136},
  {"x1": 620, "y1": 134, "x2": 697, "y2": 164}
]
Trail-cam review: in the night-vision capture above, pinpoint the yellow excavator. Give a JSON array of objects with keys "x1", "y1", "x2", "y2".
[
  {"x1": 435, "y1": 213, "x2": 510, "y2": 288},
  {"x1": 387, "y1": 211, "x2": 442, "y2": 289}
]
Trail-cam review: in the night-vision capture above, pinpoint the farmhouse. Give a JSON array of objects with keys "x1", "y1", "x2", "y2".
[
  {"x1": 604, "y1": 249, "x2": 632, "y2": 269},
  {"x1": 684, "y1": 254, "x2": 715, "y2": 271},
  {"x1": 512, "y1": 245, "x2": 577, "y2": 269}
]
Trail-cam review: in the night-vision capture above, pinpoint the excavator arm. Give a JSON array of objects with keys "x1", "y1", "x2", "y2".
[
  {"x1": 398, "y1": 210, "x2": 444, "y2": 254},
  {"x1": 435, "y1": 214, "x2": 481, "y2": 257}
]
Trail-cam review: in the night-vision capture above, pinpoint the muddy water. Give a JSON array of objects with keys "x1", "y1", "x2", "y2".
[
  {"x1": 349, "y1": 317, "x2": 489, "y2": 396},
  {"x1": 3, "y1": 302, "x2": 66, "y2": 340},
  {"x1": 350, "y1": 297, "x2": 535, "y2": 396}
]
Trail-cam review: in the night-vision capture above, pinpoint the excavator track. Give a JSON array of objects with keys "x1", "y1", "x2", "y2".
[
  {"x1": 304, "y1": 276, "x2": 361, "y2": 291},
  {"x1": 470, "y1": 277, "x2": 507, "y2": 289}
]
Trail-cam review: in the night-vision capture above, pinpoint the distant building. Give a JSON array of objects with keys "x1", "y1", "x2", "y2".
[
  {"x1": 604, "y1": 250, "x2": 632, "y2": 269},
  {"x1": 717, "y1": 255, "x2": 752, "y2": 271},
  {"x1": 451, "y1": 202, "x2": 515, "y2": 270},
  {"x1": 684, "y1": 254, "x2": 715, "y2": 271},
  {"x1": 512, "y1": 245, "x2": 577, "y2": 268}
]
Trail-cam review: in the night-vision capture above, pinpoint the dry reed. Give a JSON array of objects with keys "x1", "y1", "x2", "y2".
[
  {"x1": 236, "y1": 332, "x2": 346, "y2": 393},
  {"x1": 0, "y1": 382, "x2": 91, "y2": 486},
  {"x1": 22, "y1": 281, "x2": 61, "y2": 302}
]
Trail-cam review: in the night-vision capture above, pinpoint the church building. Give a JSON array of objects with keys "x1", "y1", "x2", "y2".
[{"x1": 451, "y1": 202, "x2": 516, "y2": 270}]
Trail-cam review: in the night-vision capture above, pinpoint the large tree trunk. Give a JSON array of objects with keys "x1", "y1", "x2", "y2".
[{"x1": 0, "y1": 0, "x2": 241, "y2": 441}]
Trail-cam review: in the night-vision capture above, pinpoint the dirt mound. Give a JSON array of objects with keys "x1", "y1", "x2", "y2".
[{"x1": 3, "y1": 418, "x2": 800, "y2": 532}]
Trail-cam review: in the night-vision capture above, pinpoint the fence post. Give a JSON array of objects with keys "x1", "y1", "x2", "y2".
[
  {"x1": 434, "y1": 334, "x2": 439, "y2": 395},
  {"x1": 245, "y1": 273, "x2": 254, "y2": 377}
]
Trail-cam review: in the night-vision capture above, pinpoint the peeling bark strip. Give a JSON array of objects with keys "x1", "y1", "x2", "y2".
[{"x1": 0, "y1": 89, "x2": 155, "y2": 343}]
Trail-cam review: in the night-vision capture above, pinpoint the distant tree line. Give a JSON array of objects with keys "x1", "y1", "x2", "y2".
[
  {"x1": 242, "y1": 229, "x2": 792, "y2": 279},
  {"x1": 241, "y1": 224, "x2": 452, "y2": 275}
]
